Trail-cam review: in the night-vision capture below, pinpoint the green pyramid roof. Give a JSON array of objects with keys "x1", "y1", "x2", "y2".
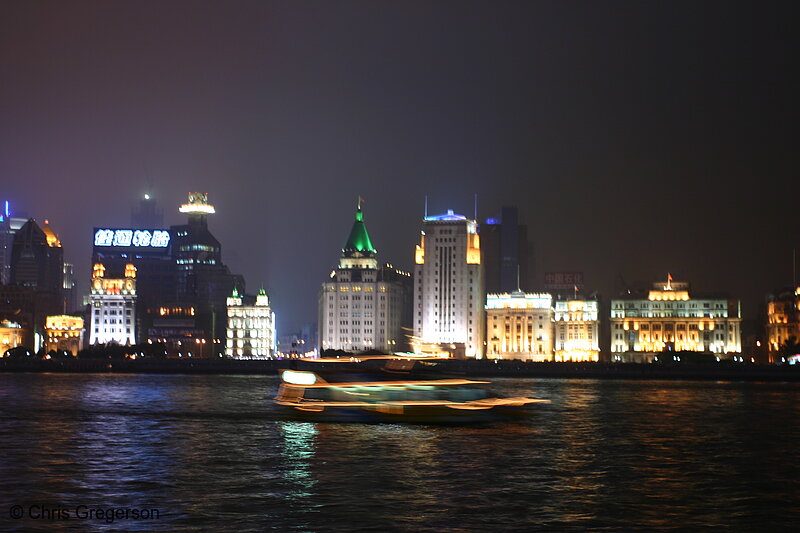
[{"x1": 342, "y1": 201, "x2": 377, "y2": 256}]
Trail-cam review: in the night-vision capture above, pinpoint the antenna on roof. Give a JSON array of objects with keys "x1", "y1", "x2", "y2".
[
  {"x1": 424, "y1": 195, "x2": 428, "y2": 219},
  {"x1": 473, "y1": 193, "x2": 478, "y2": 220}
]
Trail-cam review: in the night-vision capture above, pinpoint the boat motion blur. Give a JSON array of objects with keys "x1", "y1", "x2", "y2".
[{"x1": 274, "y1": 356, "x2": 548, "y2": 423}]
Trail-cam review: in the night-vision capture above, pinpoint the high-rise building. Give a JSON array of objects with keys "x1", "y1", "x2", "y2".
[
  {"x1": 226, "y1": 288, "x2": 276, "y2": 358},
  {"x1": 413, "y1": 209, "x2": 485, "y2": 358},
  {"x1": 610, "y1": 277, "x2": 742, "y2": 361},
  {"x1": 63, "y1": 263, "x2": 76, "y2": 313},
  {"x1": 10, "y1": 219, "x2": 64, "y2": 298},
  {"x1": 5, "y1": 218, "x2": 66, "y2": 349},
  {"x1": 91, "y1": 225, "x2": 174, "y2": 344},
  {"x1": 319, "y1": 202, "x2": 411, "y2": 353},
  {"x1": 486, "y1": 291, "x2": 553, "y2": 361},
  {"x1": 0, "y1": 201, "x2": 27, "y2": 285},
  {"x1": 131, "y1": 193, "x2": 164, "y2": 228},
  {"x1": 554, "y1": 296, "x2": 600, "y2": 362},
  {"x1": 766, "y1": 286, "x2": 800, "y2": 362},
  {"x1": 171, "y1": 193, "x2": 241, "y2": 355},
  {"x1": 481, "y1": 207, "x2": 531, "y2": 293},
  {"x1": 88, "y1": 262, "x2": 137, "y2": 345}
]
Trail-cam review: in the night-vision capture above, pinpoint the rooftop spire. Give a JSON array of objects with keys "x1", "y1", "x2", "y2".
[{"x1": 342, "y1": 197, "x2": 376, "y2": 257}]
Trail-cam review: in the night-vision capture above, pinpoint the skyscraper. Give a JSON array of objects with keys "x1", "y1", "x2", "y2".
[
  {"x1": 0, "y1": 200, "x2": 27, "y2": 285},
  {"x1": 171, "y1": 193, "x2": 242, "y2": 355},
  {"x1": 10, "y1": 219, "x2": 64, "y2": 298},
  {"x1": 413, "y1": 209, "x2": 485, "y2": 358},
  {"x1": 481, "y1": 206, "x2": 531, "y2": 293},
  {"x1": 91, "y1": 224, "x2": 174, "y2": 345},
  {"x1": 318, "y1": 201, "x2": 411, "y2": 353},
  {"x1": 131, "y1": 193, "x2": 164, "y2": 228}
]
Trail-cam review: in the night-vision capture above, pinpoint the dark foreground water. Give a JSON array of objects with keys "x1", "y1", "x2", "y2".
[{"x1": 1, "y1": 374, "x2": 798, "y2": 531}]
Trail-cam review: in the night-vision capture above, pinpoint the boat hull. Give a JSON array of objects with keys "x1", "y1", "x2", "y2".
[{"x1": 275, "y1": 401, "x2": 539, "y2": 424}]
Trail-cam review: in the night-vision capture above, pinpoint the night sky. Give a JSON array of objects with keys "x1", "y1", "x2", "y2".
[{"x1": 1, "y1": 1, "x2": 796, "y2": 333}]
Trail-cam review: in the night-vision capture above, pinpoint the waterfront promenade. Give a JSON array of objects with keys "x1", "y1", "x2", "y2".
[{"x1": 2, "y1": 357, "x2": 800, "y2": 381}]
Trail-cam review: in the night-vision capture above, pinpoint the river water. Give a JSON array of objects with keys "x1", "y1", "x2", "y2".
[{"x1": 0, "y1": 374, "x2": 798, "y2": 531}]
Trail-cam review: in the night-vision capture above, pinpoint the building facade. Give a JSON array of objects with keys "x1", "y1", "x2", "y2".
[
  {"x1": 554, "y1": 297, "x2": 600, "y2": 362},
  {"x1": 766, "y1": 286, "x2": 800, "y2": 362},
  {"x1": 413, "y1": 209, "x2": 485, "y2": 358},
  {"x1": 486, "y1": 292, "x2": 553, "y2": 361},
  {"x1": 45, "y1": 315, "x2": 84, "y2": 355},
  {"x1": 226, "y1": 288, "x2": 276, "y2": 358},
  {"x1": 0, "y1": 201, "x2": 27, "y2": 285},
  {"x1": 10, "y1": 219, "x2": 64, "y2": 298},
  {"x1": 610, "y1": 278, "x2": 741, "y2": 361},
  {"x1": 0, "y1": 320, "x2": 24, "y2": 355},
  {"x1": 89, "y1": 262, "x2": 137, "y2": 345},
  {"x1": 92, "y1": 225, "x2": 174, "y2": 344},
  {"x1": 319, "y1": 202, "x2": 410, "y2": 353}
]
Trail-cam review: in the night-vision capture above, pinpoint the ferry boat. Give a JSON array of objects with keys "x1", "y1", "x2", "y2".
[{"x1": 274, "y1": 357, "x2": 548, "y2": 423}]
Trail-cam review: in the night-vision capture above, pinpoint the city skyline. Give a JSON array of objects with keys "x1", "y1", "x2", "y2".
[
  {"x1": 1, "y1": 1, "x2": 795, "y2": 332},
  {"x1": 1, "y1": 191, "x2": 794, "y2": 333}
]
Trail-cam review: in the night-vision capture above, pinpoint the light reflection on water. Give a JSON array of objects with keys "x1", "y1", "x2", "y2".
[{"x1": 0, "y1": 374, "x2": 798, "y2": 531}]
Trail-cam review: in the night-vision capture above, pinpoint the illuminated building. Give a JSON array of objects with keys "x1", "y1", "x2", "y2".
[
  {"x1": 44, "y1": 315, "x2": 84, "y2": 355},
  {"x1": 486, "y1": 292, "x2": 553, "y2": 361},
  {"x1": 481, "y1": 207, "x2": 531, "y2": 294},
  {"x1": 766, "y1": 287, "x2": 800, "y2": 361},
  {"x1": 171, "y1": 192, "x2": 242, "y2": 355},
  {"x1": 0, "y1": 201, "x2": 27, "y2": 285},
  {"x1": 226, "y1": 288, "x2": 276, "y2": 358},
  {"x1": 5, "y1": 218, "x2": 66, "y2": 348},
  {"x1": 0, "y1": 285, "x2": 60, "y2": 350},
  {"x1": 10, "y1": 219, "x2": 64, "y2": 298},
  {"x1": 414, "y1": 209, "x2": 485, "y2": 358},
  {"x1": 610, "y1": 277, "x2": 741, "y2": 361},
  {"x1": 146, "y1": 305, "x2": 207, "y2": 356},
  {"x1": 319, "y1": 201, "x2": 411, "y2": 353},
  {"x1": 554, "y1": 296, "x2": 600, "y2": 362},
  {"x1": 0, "y1": 320, "x2": 23, "y2": 355},
  {"x1": 89, "y1": 262, "x2": 137, "y2": 345},
  {"x1": 63, "y1": 263, "x2": 76, "y2": 313},
  {"x1": 92, "y1": 224, "x2": 175, "y2": 344}
]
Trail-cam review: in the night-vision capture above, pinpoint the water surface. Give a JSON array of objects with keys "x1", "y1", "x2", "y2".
[{"x1": 0, "y1": 374, "x2": 798, "y2": 531}]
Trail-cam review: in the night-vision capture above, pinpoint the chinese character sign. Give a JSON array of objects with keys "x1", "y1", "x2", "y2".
[{"x1": 94, "y1": 229, "x2": 171, "y2": 248}]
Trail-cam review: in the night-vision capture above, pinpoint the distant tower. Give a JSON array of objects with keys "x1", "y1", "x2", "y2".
[
  {"x1": 0, "y1": 201, "x2": 30, "y2": 285},
  {"x1": 178, "y1": 192, "x2": 215, "y2": 228},
  {"x1": 0, "y1": 201, "x2": 12, "y2": 284},
  {"x1": 131, "y1": 193, "x2": 164, "y2": 228},
  {"x1": 63, "y1": 263, "x2": 76, "y2": 313},
  {"x1": 11, "y1": 219, "x2": 64, "y2": 296},
  {"x1": 413, "y1": 208, "x2": 485, "y2": 358},
  {"x1": 481, "y1": 206, "x2": 531, "y2": 293},
  {"x1": 171, "y1": 192, "x2": 238, "y2": 355}
]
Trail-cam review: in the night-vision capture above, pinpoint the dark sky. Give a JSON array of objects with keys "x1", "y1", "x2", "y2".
[{"x1": 1, "y1": 0, "x2": 796, "y2": 332}]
